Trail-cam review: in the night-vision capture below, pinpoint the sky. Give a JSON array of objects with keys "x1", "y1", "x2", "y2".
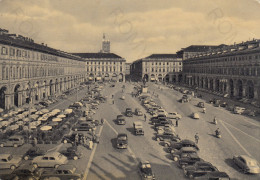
[{"x1": 0, "y1": 0, "x2": 259, "y2": 62}]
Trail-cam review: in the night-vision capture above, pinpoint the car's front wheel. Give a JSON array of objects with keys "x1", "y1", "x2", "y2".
[
  {"x1": 189, "y1": 174, "x2": 193, "y2": 179},
  {"x1": 10, "y1": 165, "x2": 16, "y2": 170},
  {"x1": 63, "y1": 140, "x2": 68, "y2": 144},
  {"x1": 0, "y1": 144, "x2": 4, "y2": 147},
  {"x1": 24, "y1": 156, "x2": 29, "y2": 160},
  {"x1": 54, "y1": 164, "x2": 59, "y2": 168},
  {"x1": 73, "y1": 156, "x2": 79, "y2": 160},
  {"x1": 13, "y1": 144, "x2": 18, "y2": 148}
]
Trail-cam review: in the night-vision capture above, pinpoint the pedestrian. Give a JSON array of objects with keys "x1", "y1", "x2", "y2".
[
  {"x1": 75, "y1": 133, "x2": 79, "y2": 146},
  {"x1": 33, "y1": 137, "x2": 37, "y2": 147},
  {"x1": 112, "y1": 100, "x2": 114, "y2": 104},
  {"x1": 112, "y1": 95, "x2": 114, "y2": 99},
  {"x1": 101, "y1": 118, "x2": 104, "y2": 125},
  {"x1": 89, "y1": 140, "x2": 93, "y2": 150},
  {"x1": 195, "y1": 133, "x2": 199, "y2": 144},
  {"x1": 83, "y1": 136, "x2": 87, "y2": 147},
  {"x1": 144, "y1": 114, "x2": 146, "y2": 122},
  {"x1": 175, "y1": 119, "x2": 178, "y2": 127}
]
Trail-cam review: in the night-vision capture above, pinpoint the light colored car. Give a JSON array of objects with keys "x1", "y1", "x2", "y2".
[
  {"x1": 233, "y1": 155, "x2": 260, "y2": 174},
  {"x1": 40, "y1": 164, "x2": 83, "y2": 180},
  {"x1": 32, "y1": 152, "x2": 68, "y2": 168},
  {"x1": 0, "y1": 154, "x2": 22, "y2": 170},
  {"x1": 234, "y1": 106, "x2": 246, "y2": 115},
  {"x1": 0, "y1": 135, "x2": 25, "y2": 147},
  {"x1": 167, "y1": 112, "x2": 182, "y2": 120},
  {"x1": 157, "y1": 109, "x2": 168, "y2": 116},
  {"x1": 192, "y1": 113, "x2": 200, "y2": 119}
]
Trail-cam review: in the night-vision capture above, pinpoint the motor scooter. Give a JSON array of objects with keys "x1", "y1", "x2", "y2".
[{"x1": 216, "y1": 131, "x2": 221, "y2": 138}]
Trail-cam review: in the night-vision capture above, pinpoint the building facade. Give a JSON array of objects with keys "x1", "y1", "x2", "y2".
[
  {"x1": 182, "y1": 39, "x2": 260, "y2": 102},
  {"x1": 73, "y1": 53, "x2": 126, "y2": 82},
  {"x1": 131, "y1": 54, "x2": 182, "y2": 82},
  {"x1": 0, "y1": 29, "x2": 86, "y2": 110}
]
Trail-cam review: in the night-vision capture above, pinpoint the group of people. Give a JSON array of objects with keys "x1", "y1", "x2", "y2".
[{"x1": 73, "y1": 133, "x2": 99, "y2": 150}]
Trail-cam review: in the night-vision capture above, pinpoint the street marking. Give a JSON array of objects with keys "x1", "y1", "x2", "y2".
[
  {"x1": 46, "y1": 143, "x2": 63, "y2": 152},
  {"x1": 220, "y1": 120, "x2": 252, "y2": 157},
  {"x1": 106, "y1": 120, "x2": 137, "y2": 161},
  {"x1": 83, "y1": 123, "x2": 104, "y2": 180},
  {"x1": 222, "y1": 121, "x2": 260, "y2": 143}
]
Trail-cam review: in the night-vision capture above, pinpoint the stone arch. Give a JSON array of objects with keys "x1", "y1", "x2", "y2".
[
  {"x1": 229, "y1": 79, "x2": 234, "y2": 97},
  {"x1": 151, "y1": 74, "x2": 156, "y2": 82},
  {"x1": 205, "y1": 78, "x2": 208, "y2": 89},
  {"x1": 165, "y1": 74, "x2": 169, "y2": 82},
  {"x1": 119, "y1": 73, "x2": 124, "y2": 82},
  {"x1": 215, "y1": 79, "x2": 220, "y2": 92},
  {"x1": 14, "y1": 84, "x2": 21, "y2": 107},
  {"x1": 173, "y1": 75, "x2": 176, "y2": 83},
  {"x1": 178, "y1": 74, "x2": 182, "y2": 83},
  {"x1": 112, "y1": 73, "x2": 117, "y2": 82},
  {"x1": 158, "y1": 74, "x2": 163, "y2": 82},
  {"x1": 143, "y1": 74, "x2": 149, "y2": 82},
  {"x1": 210, "y1": 79, "x2": 214, "y2": 90},
  {"x1": 200, "y1": 77, "x2": 204, "y2": 88},
  {"x1": 0, "y1": 86, "x2": 7, "y2": 109},
  {"x1": 247, "y1": 80, "x2": 254, "y2": 99},
  {"x1": 236, "y1": 79, "x2": 243, "y2": 98}
]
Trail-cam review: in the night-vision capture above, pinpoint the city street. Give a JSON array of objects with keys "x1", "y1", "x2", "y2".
[{"x1": 0, "y1": 82, "x2": 259, "y2": 180}]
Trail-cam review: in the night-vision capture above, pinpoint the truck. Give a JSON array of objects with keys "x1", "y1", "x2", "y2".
[{"x1": 133, "y1": 121, "x2": 144, "y2": 135}]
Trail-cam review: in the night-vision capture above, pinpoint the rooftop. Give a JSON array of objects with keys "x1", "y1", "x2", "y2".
[
  {"x1": 72, "y1": 52, "x2": 123, "y2": 59},
  {"x1": 145, "y1": 54, "x2": 178, "y2": 59},
  {"x1": 177, "y1": 45, "x2": 224, "y2": 53}
]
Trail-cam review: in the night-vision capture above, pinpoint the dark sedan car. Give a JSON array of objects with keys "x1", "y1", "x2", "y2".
[
  {"x1": 72, "y1": 122, "x2": 95, "y2": 131},
  {"x1": 172, "y1": 147, "x2": 198, "y2": 161},
  {"x1": 117, "y1": 115, "x2": 126, "y2": 125},
  {"x1": 155, "y1": 132, "x2": 180, "y2": 142},
  {"x1": 11, "y1": 164, "x2": 42, "y2": 180},
  {"x1": 23, "y1": 146, "x2": 46, "y2": 160},
  {"x1": 183, "y1": 161, "x2": 218, "y2": 179},
  {"x1": 62, "y1": 132, "x2": 84, "y2": 144},
  {"x1": 138, "y1": 161, "x2": 155, "y2": 180},
  {"x1": 167, "y1": 139, "x2": 199, "y2": 153},
  {"x1": 178, "y1": 153, "x2": 203, "y2": 169},
  {"x1": 192, "y1": 171, "x2": 230, "y2": 180},
  {"x1": 60, "y1": 146, "x2": 82, "y2": 160},
  {"x1": 125, "y1": 108, "x2": 133, "y2": 117}
]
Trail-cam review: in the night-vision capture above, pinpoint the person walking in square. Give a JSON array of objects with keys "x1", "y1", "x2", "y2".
[
  {"x1": 195, "y1": 133, "x2": 199, "y2": 144},
  {"x1": 89, "y1": 139, "x2": 93, "y2": 150},
  {"x1": 175, "y1": 119, "x2": 179, "y2": 127}
]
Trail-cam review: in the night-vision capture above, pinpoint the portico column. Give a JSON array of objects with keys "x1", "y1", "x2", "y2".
[
  {"x1": 242, "y1": 85, "x2": 247, "y2": 97},
  {"x1": 18, "y1": 92, "x2": 22, "y2": 106}
]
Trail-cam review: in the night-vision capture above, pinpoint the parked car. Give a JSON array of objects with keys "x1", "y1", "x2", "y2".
[
  {"x1": 233, "y1": 106, "x2": 246, "y2": 115},
  {"x1": 167, "y1": 112, "x2": 182, "y2": 120},
  {"x1": 233, "y1": 155, "x2": 260, "y2": 174},
  {"x1": 135, "y1": 108, "x2": 143, "y2": 116},
  {"x1": 191, "y1": 171, "x2": 230, "y2": 180},
  {"x1": 11, "y1": 164, "x2": 42, "y2": 179},
  {"x1": 0, "y1": 154, "x2": 22, "y2": 170},
  {"x1": 0, "y1": 135, "x2": 25, "y2": 147},
  {"x1": 138, "y1": 161, "x2": 155, "y2": 180},
  {"x1": 116, "y1": 133, "x2": 128, "y2": 149},
  {"x1": 23, "y1": 146, "x2": 46, "y2": 160},
  {"x1": 60, "y1": 146, "x2": 82, "y2": 160},
  {"x1": 183, "y1": 161, "x2": 218, "y2": 179},
  {"x1": 178, "y1": 153, "x2": 203, "y2": 169},
  {"x1": 192, "y1": 113, "x2": 200, "y2": 119},
  {"x1": 117, "y1": 115, "x2": 126, "y2": 125},
  {"x1": 154, "y1": 119, "x2": 172, "y2": 129},
  {"x1": 32, "y1": 152, "x2": 68, "y2": 168},
  {"x1": 40, "y1": 164, "x2": 83, "y2": 180},
  {"x1": 167, "y1": 139, "x2": 199, "y2": 153},
  {"x1": 156, "y1": 132, "x2": 180, "y2": 142},
  {"x1": 171, "y1": 147, "x2": 198, "y2": 161},
  {"x1": 72, "y1": 122, "x2": 95, "y2": 131},
  {"x1": 197, "y1": 102, "x2": 205, "y2": 108},
  {"x1": 62, "y1": 132, "x2": 84, "y2": 144},
  {"x1": 125, "y1": 108, "x2": 133, "y2": 117}
]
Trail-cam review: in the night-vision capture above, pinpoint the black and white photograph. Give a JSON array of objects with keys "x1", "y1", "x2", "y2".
[{"x1": 0, "y1": 0, "x2": 260, "y2": 179}]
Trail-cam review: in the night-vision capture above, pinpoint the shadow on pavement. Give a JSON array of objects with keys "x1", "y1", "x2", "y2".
[
  {"x1": 126, "y1": 127, "x2": 135, "y2": 135},
  {"x1": 111, "y1": 138, "x2": 118, "y2": 149}
]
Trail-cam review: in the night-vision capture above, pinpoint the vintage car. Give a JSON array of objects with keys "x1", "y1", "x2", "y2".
[
  {"x1": 72, "y1": 122, "x2": 95, "y2": 131},
  {"x1": 167, "y1": 139, "x2": 199, "y2": 153},
  {"x1": 60, "y1": 146, "x2": 82, "y2": 160},
  {"x1": 125, "y1": 108, "x2": 133, "y2": 117},
  {"x1": 167, "y1": 112, "x2": 182, "y2": 120},
  {"x1": 23, "y1": 146, "x2": 46, "y2": 160},
  {"x1": 138, "y1": 161, "x2": 155, "y2": 180},
  {"x1": 155, "y1": 132, "x2": 180, "y2": 142},
  {"x1": 40, "y1": 164, "x2": 83, "y2": 180},
  {"x1": 171, "y1": 147, "x2": 198, "y2": 161},
  {"x1": 178, "y1": 153, "x2": 203, "y2": 169},
  {"x1": 197, "y1": 102, "x2": 205, "y2": 108},
  {"x1": 133, "y1": 121, "x2": 144, "y2": 135},
  {"x1": 191, "y1": 171, "x2": 230, "y2": 180},
  {"x1": 62, "y1": 132, "x2": 84, "y2": 144},
  {"x1": 0, "y1": 154, "x2": 22, "y2": 170},
  {"x1": 11, "y1": 164, "x2": 42, "y2": 179},
  {"x1": 192, "y1": 113, "x2": 200, "y2": 119},
  {"x1": 233, "y1": 155, "x2": 260, "y2": 174},
  {"x1": 135, "y1": 108, "x2": 143, "y2": 116},
  {"x1": 32, "y1": 152, "x2": 68, "y2": 168},
  {"x1": 183, "y1": 161, "x2": 218, "y2": 179},
  {"x1": 116, "y1": 133, "x2": 128, "y2": 149},
  {"x1": 117, "y1": 115, "x2": 126, "y2": 125},
  {"x1": 0, "y1": 135, "x2": 25, "y2": 147}
]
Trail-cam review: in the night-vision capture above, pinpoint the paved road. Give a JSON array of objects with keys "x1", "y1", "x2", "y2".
[
  {"x1": 149, "y1": 82, "x2": 260, "y2": 180},
  {"x1": 1, "y1": 82, "x2": 259, "y2": 180}
]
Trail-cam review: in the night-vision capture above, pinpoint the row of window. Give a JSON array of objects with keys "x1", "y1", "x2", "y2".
[
  {"x1": 146, "y1": 68, "x2": 181, "y2": 73},
  {"x1": 87, "y1": 66, "x2": 123, "y2": 72},
  {"x1": 184, "y1": 67, "x2": 260, "y2": 77},
  {"x1": 0, "y1": 46, "x2": 84, "y2": 65},
  {"x1": 185, "y1": 53, "x2": 260, "y2": 65},
  {"x1": 145, "y1": 62, "x2": 182, "y2": 66},
  {"x1": 1, "y1": 66, "x2": 67, "y2": 80},
  {"x1": 86, "y1": 61, "x2": 123, "y2": 65}
]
